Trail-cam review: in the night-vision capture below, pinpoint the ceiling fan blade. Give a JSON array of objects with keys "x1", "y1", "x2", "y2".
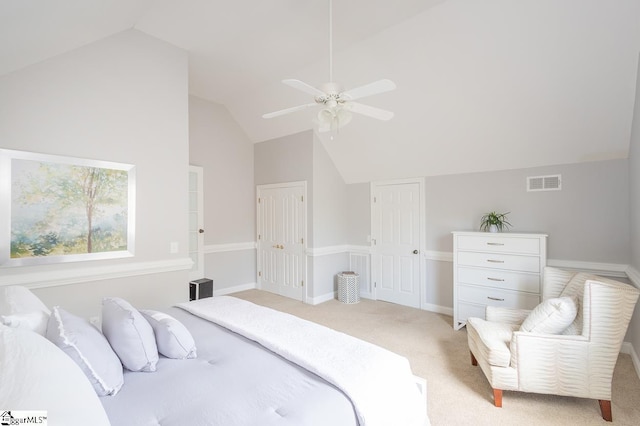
[
  {"x1": 341, "y1": 79, "x2": 396, "y2": 101},
  {"x1": 347, "y1": 102, "x2": 394, "y2": 121},
  {"x1": 262, "y1": 102, "x2": 317, "y2": 119},
  {"x1": 282, "y1": 79, "x2": 327, "y2": 98}
]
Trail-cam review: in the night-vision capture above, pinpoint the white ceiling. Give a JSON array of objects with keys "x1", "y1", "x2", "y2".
[{"x1": 2, "y1": 0, "x2": 640, "y2": 183}]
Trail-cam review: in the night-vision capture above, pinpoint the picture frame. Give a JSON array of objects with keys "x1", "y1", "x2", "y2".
[{"x1": 0, "y1": 149, "x2": 136, "y2": 267}]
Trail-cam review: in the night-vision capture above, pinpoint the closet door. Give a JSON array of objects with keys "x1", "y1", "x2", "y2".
[{"x1": 257, "y1": 182, "x2": 307, "y2": 302}]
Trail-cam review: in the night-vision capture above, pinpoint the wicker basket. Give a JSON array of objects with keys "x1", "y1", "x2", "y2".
[{"x1": 337, "y1": 272, "x2": 360, "y2": 304}]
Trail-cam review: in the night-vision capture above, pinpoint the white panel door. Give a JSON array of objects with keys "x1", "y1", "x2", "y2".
[
  {"x1": 188, "y1": 166, "x2": 204, "y2": 281},
  {"x1": 257, "y1": 182, "x2": 307, "y2": 302},
  {"x1": 371, "y1": 180, "x2": 423, "y2": 308}
]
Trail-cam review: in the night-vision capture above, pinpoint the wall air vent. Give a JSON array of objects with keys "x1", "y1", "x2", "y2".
[{"x1": 527, "y1": 174, "x2": 561, "y2": 192}]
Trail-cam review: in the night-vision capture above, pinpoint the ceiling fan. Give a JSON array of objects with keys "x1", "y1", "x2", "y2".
[{"x1": 262, "y1": 0, "x2": 396, "y2": 134}]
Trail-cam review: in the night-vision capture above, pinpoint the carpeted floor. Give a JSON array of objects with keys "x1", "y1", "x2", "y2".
[{"x1": 231, "y1": 289, "x2": 640, "y2": 426}]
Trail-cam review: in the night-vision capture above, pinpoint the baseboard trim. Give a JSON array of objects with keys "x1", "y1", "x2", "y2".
[
  {"x1": 204, "y1": 242, "x2": 256, "y2": 254},
  {"x1": 310, "y1": 291, "x2": 336, "y2": 305},
  {"x1": 1, "y1": 258, "x2": 193, "y2": 289},
  {"x1": 215, "y1": 282, "x2": 256, "y2": 296},
  {"x1": 422, "y1": 303, "x2": 454, "y2": 316}
]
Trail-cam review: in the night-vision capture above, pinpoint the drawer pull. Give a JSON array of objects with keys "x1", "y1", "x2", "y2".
[
  {"x1": 486, "y1": 242, "x2": 504, "y2": 246},
  {"x1": 486, "y1": 259, "x2": 505, "y2": 263},
  {"x1": 487, "y1": 277, "x2": 505, "y2": 282},
  {"x1": 487, "y1": 296, "x2": 505, "y2": 301}
]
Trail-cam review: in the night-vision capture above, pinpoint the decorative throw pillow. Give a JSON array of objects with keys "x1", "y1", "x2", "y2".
[
  {"x1": 1, "y1": 324, "x2": 111, "y2": 426},
  {"x1": 141, "y1": 310, "x2": 197, "y2": 359},
  {"x1": 0, "y1": 286, "x2": 51, "y2": 335},
  {"x1": 46, "y1": 307, "x2": 124, "y2": 396},
  {"x1": 102, "y1": 297, "x2": 158, "y2": 372},
  {"x1": 520, "y1": 297, "x2": 577, "y2": 334}
]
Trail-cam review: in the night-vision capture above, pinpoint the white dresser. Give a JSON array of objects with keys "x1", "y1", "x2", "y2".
[{"x1": 452, "y1": 231, "x2": 547, "y2": 330}]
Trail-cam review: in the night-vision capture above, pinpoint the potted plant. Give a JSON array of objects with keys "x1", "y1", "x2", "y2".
[{"x1": 480, "y1": 211, "x2": 512, "y2": 233}]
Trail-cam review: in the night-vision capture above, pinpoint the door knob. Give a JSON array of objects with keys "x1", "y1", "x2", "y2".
[
  {"x1": 198, "y1": 229, "x2": 204, "y2": 234},
  {"x1": 413, "y1": 249, "x2": 419, "y2": 254}
]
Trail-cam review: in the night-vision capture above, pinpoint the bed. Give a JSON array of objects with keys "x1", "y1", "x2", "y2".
[{"x1": 0, "y1": 286, "x2": 429, "y2": 426}]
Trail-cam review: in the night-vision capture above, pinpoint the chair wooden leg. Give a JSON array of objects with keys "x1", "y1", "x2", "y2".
[
  {"x1": 470, "y1": 351, "x2": 477, "y2": 366},
  {"x1": 493, "y1": 389, "x2": 503, "y2": 407},
  {"x1": 599, "y1": 400, "x2": 612, "y2": 422}
]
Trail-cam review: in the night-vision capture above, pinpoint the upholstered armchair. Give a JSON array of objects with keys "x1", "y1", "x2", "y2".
[{"x1": 467, "y1": 267, "x2": 639, "y2": 421}]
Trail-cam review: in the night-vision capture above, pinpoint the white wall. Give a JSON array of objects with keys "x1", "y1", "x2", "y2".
[
  {"x1": 0, "y1": 30, "x2": 190, "y2": 316},
  {"x1": 189, "y1": 96, "x2": 256, "y2": 291}
]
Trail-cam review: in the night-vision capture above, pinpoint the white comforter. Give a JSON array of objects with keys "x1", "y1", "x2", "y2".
[{"x1": 177, "y1": 296, "x2": 429, "y2": 426}]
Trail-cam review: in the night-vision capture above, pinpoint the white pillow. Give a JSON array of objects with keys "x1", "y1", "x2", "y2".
[
  {"x1": 46, "y1": 307, "x2": 124, "y2": 396},
  {"x1": 141, "y1": 310, "x2": 197, "y2": 359},
  {"x1": 102, "y1": 297, "x2": 158, "y2": 372},
  {"x1": 0, "y1": 286, "x2": 51, "y2": 335},
  {"x1": 520, "y1": 297, "x2": 578, "y2": 334},
  {"x1": 1, "y1": 311, "x2": 49, "y2": 335},
  {"x1": 0, "y1": 324, "x2": 111, "y2": 426}
]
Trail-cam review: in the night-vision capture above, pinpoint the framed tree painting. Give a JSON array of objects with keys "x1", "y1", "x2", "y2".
[{"x1": 0, "y1": 149, "x2": 136, "y2": 266}]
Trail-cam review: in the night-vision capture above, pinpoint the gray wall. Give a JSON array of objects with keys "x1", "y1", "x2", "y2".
[
  {"x1": 347, "y1": 183, "x2": 371, "y2": 246},
  {"x1": 311, "y1": 136, "x2": 349, "y2": 296},
  {"x1": 425, "y1": 160, "x2": 630, "y2": 262},
  {"x1": 626, "y1": 54, "x2": 640, "y2": 358},
  {"x1": 346, "y1": 159, "x2": 631, "y2": 310},
  {"x1": 0, "y1": 30, "x2": 190, "y2": 316},
  {"x1": 254, "y1": 132, "x2": 352, "y2": 299},
  {"x1": 189, "y1": 96, "x2": 256, "y2": 291}
]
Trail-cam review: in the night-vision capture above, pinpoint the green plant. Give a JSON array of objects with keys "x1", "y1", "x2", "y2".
[{"x1": 479, "y1": 211, "x2": 512, "y2": 232}]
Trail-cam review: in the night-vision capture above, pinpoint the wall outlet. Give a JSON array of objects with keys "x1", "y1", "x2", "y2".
[{"x1": 170, "y1": 242, "x2": 179, "y2": 254}]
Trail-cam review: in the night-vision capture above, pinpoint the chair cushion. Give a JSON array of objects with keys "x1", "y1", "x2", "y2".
[
  {"x1": 467, "y1": 317, "x2": 519, "y2": 368},
  {"x1": 520, "y1": 297, "x2": 577, "y2": 334}
]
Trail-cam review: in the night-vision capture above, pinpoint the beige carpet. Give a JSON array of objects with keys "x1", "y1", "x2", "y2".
[{"x1": 230, "y1": 290, "x2": 640, "y2": 426}]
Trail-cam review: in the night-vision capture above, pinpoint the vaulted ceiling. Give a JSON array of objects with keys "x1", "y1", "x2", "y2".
[{"x1": 2, "y1": 0, "x2": 640, "y2": 183}]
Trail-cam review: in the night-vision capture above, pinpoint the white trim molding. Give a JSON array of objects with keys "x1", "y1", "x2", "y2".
[
  {"x1": 213, "y1": 282, "x2": 256, "y2": 296},
  {"x1": 0, "y1": 257, "x2": 193, "y2": 289},
  {"x1": 204, "y1": 242, "x2": 256, "y2": 254},
  {"x1": 306, "y1": 245, "x2": 349, "y2": 257},
  {"x1": 425, "y1": 250, "x2": 453, "y2": 262},
  {"x1": 547, "y1": 259, "x2": 629, "y2": 277}
]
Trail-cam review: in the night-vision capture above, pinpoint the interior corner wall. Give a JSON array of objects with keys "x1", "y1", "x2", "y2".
[
  {"x1": 626, "y1": 52, "x2": 640, "y2": 358},
  {"x1": 0, "y1": 30, "x2": 190, "y2": 317},
  {"x1": 254, "y1": 131, "x2": 352, "y2": 300},
  {"x1": 311, "y1": 136, "x2": 349, "y2": 298},
  {"x1": 189, "y1": 96, "x2": 256, "y2": 292}
]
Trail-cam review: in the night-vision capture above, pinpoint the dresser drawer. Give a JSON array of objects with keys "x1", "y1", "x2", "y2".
[
  {"x1": 457, "y1": 284, "x2": 540, "y2": 309},
  {"x1": 457, "y1": 235, "x2": 541, "y2": 255},
  {"x1": 457, "y1": 267, "x2": 540, "y2": 293},
  {"x1": 457, "y1": 251, "x2": 540, "y2": 273}
]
